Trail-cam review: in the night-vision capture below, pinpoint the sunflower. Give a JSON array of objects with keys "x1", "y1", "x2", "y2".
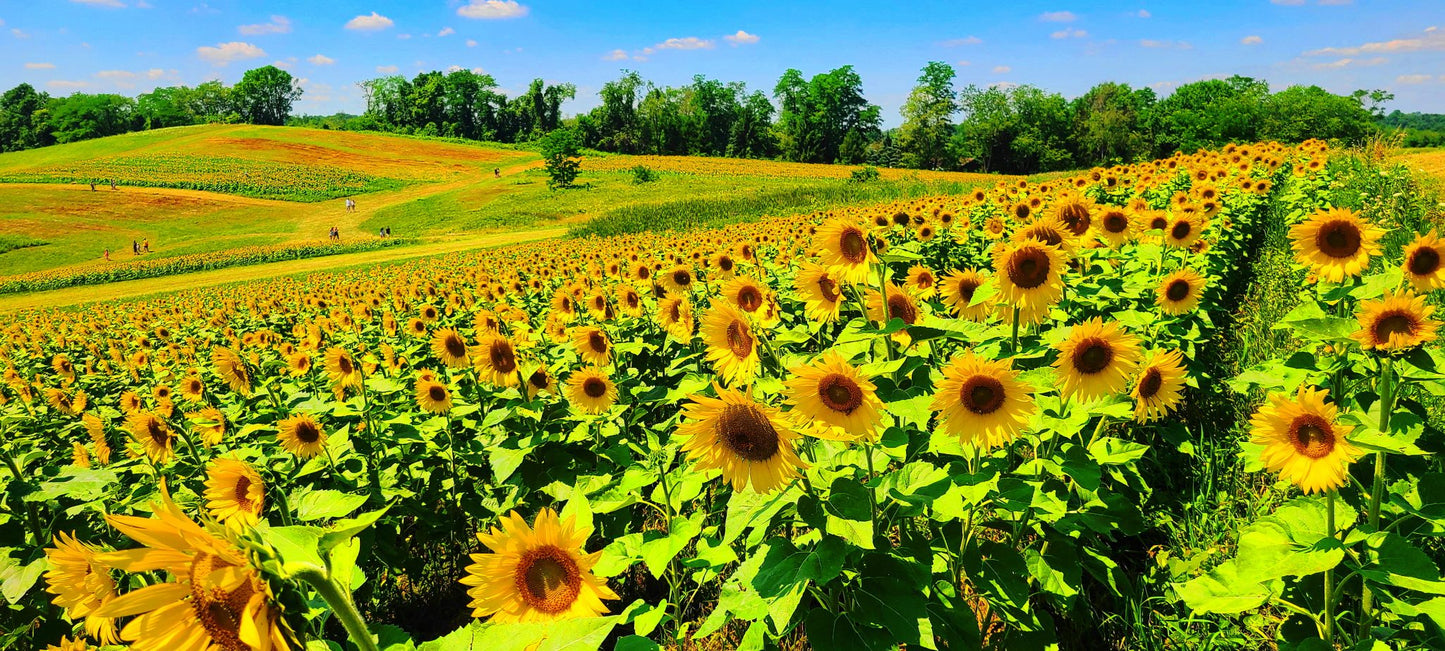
[
  {"x1": 930, "y1": 352, "x2": 1035, "y2": 450},
  {"x1": 1163, "y1": 212, "x2": 1204, "y2": 248},
  {"x1": 983, "y1": 216, "x2": 1007, "y2": 239},
  {"x1": 416, "y1": 377, "x2": 454, "y2": 413},
  {"x1": 866, "y1": 283, "x2": 922, "y2": 339},
  {"x1": 53, "y1": 353, "x2": 76, "y2": 381},
  {"x1": 793, "y1": 263, "x2": 845, "y2": 323},
  {"x1": 126, "y1": 412, "x2": 173, "y2": 463},
  {"x1": 210, "y1": 347, "x2": 252, "y2": 395},
  {"x1": 204, "y1": 457, "x2": 265, "y2": 527},
  {"x1": 476, "y1": 334, "x2": 522, "y2": 387},
  {"x1": 1053, "y1": 318, "x2": 1143, "y2": 401},
  {"x1": 46, "y1": 388, "x2": 86, "y2": 416},
  {"x1": 571, "y1": 326, "x2": 613, "y2": 366},
  {"x1": 1401, "y1": 231, "x2": 1445, "y2": 292},
  {"x1": 83, "y1": 413, "x2": 111, "y2": 464},
  {"x1": 783, "y1": 351, "x2": 883, "y2": 440},
  {"x1": 93, "y1": 486, "x2": 297, "y2": 651},
  {"x1": 286, "y1": 352, "x2": 312, "y2": 376},
  {"x1": 939, "y1": 269, "x2": 991, "y2": 322},
  {"x1": 72, "y1": 442, "x2": 91, "y2": 468},
  {"x1": 721, "y1": 276, "x2": 773, "y2": 321},
  {"x1": 1132, "y1": 349, "x2": 1188, "y2": 423},
  {"x1": 460, "y1": 508, "x2": 618, "y2": 623},
  {"x1": 993, "y1": 241, "x2": 1065, "y2": 323},
  {"x1": 1289, "y1": 207, "x2": 1384, "y2": 283},
  {"x1": 44, "y1": 637, "x2": 89, "y2": 651},
  {"x1": 905, "y1": 265, "x2": 938, "y2": 299},
  {"x1": 677, "y1": 385, "x2": 807, "y2": 493},
  {"x1": 615, "y1": 285, "x2": 645, "y2": 317},
  {"x1": 179, "y1": 375, "x2": 204, "y2": 403},
  {"x1": 814, "y1": 218, "x2": 875, "y2": 284},
  {"x1": 188, "y1": 407, "x2": 227, "y2": 447},
  {"x1": 44, "y1": 532, "x2": 120, "y2": 644},
  {"x1": 524, "y1": 365, "x2": 557, "y2": 400},
  {"x1": 324, "y1": 347, "x2": 363, "y2": 390},
  {"x1": 431, "y1": 328, "x2": 471, "y2": 368},
  {"x1": 1249, "y1": 386, "x2": 1363, "y2": 494},
  {"x1": 1097, "y1": 206, "x2": 1133, "y2": 247},
  {"x1": 276, "y1": 414, "x2": 327, "y2": 459},
  {"x1": 657, "y1": 296, "x2": 695, "y2": 342},
  {"x1": 1156, "y1": 268, "x2": 1206, "y2": 315},
  {"x1": 564, "y1": 366, "x2": 617, "y2": 415},
  {"x1": 1014, "y1": 217, "x2": 1076, "y2": 255},
  {"x1": 701, "y1": 302, "x2": 761, "y2": 386},
  {"x1": 1051, "y1": 193, "x2": 1094, "y2": 237},
  {"x1": 660, "y1": 265, "x2": 696, "y2": 295},
  {"x1": 1352, "y1": 289, "x2": 1440, "y2": 352}
]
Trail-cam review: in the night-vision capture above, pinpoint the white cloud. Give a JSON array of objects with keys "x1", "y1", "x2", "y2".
[
  {"x1": 990, "y1": 81, "x2": 1019, "y2": 90},
  {"x1": 24, "y1": 62, "x2": 55, "y2": 69},
  {"x1": 653, "y1": 36, "x2": 714, "y2": 51},
  {"x1": 1140, "y1": 39, "x2": 1192, "y2": 49},
  {"x1": 723, "y1": 30, "x2": 759, "y2": 46},
  {"x1": 1303, "y1": 29, "x2": 1445, "y2": 57},
  {"x1": 47, "y1": 80, "x2": 90, "y2": 89},
  {"x1": 1051, "y1": 28, "x2": 1087, "y2": 39},
  {"x1": 397, "y1": 33, "x2": 412, "y2": 40},
  {"x1": 603, "y1": 49, "x2": 628, "y2": 61},
  {"x1": 1241, "y1": 35, "x2": 1263, "y2": 45},
  {"x1": 145, "y1": 68, "x2": 175, "y2": 80},
  {"x1": 457, "y1": 0, "x2": 528, "y2": 19},
  {"x1": 1136, "y1": 9, "x2": 1151, "y2": 18},
  {"x1": 12, "y1": 28, "x2": 30, "y2": 38},
  {"x1": 196, "y1": 41, "x2": 265, "y2": 66},
  {"x1": 70, "y1": 0, "x2": 125, "y2": 7},
  {"x1": 1312, "y1": 56, "x2": 1388, "y2": 69},
  {"x1": 308, "y1": 54, "x2": 335, "y2": 65},
  {"x1": 955, "y1": 60, "x2": 971, "y2": 66},
  {"x1": 438, "y1": 27, "x2": 455, "y2": 37},
  {"x1": 1318, "y1": 0, "x2": 1353, "y2": 4},
  {"x1": 1039, "y1": 10, "x2": 1077, "y2": 22},
  {"x1": 1271, "y1": 0, "x2": 1306, "y2": 5},
  {"x1": 376, "y1": 65, "x2": 399, "y2": 74},
  {"x1": 239, "y1": 15, "x2": 290, "y2": 35},
  {"x1": 942, "y1": 35, "x2": 983, "y2": 46},
  {"x1": 466, "y1": 39, "x2": 478, "y2": 47},
  {"x1": 1395, "y1": 74, "x2": 1434, "y2": 84},
  {"x1": 95, "y1": 70, "x2": 137, "y2": 79},
  {"x1": 992, "y1": 65, "x2": 1011, "y2": 73},
  {"x1": 345, "y1": 12, "x2": 393, "y2": 31}
]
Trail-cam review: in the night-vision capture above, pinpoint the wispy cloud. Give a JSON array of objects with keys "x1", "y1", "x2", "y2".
[
  {"x1": 196, "y1": 41, "x2": 265, "y2": 66},
  {"x1": 307, "y1": 54, "x2": 335, "y2": 65},
  {"x1": 457, "y1": 0, "x2": 528, "y2": 19},
  {"x1": 993, "y1": 65, "x2": 1011, "y2": 73},
  {"x1": 238, "y1": 15, "x2": 290, "y2": 35},
  {"x1": 1395, "y1": 73, "x2": 1436, "y2": 84},
  {"x1": 1312, "y1": 56, "x2": 1388, "y2": 69},
  {"x1": 1241, "y1": 35, "x2": 1263, "y2": 45},
  {"x1": 1051, "y1": 28, "x2": 1087, "y2": 39},
  {"x1": 47, "y1": 80, "x2": 91, "y2": 89},
  {"x1": 70, "y1": 0, "x2": 125, "y2": 8},
  {"x1": 651, "y1": 36, "x2": 714, "y2": 51},
  {"x1": 941, "y1": 35, "x2": 983, "y2": 47},
  {"x1": 438, "y1": 27, "x2": 455, "y2": 37},
  {"x1": 724, "y1": 30, "x2": 759, "y2": 46},
  {"x1": 1135, "y1": 9, "x2": 1151, "y2": 18},
  {"x1": 466, "y1": 39, "x2": 478, "y2": 47},
  {"x1": 1303, "y1": 29, "x2": 1445, "y2": 57},
  {"x1": 344, "y1": 12, "x2": 393, "y2": 31},
  {"x1": 1039, "y1": 10, "x2": 1077, "y2": 22},
  {"x1": 602, "y1": 49, "x2": 628, "y2": 61},
  {"x1": 1140, "y1": 39, "x2": 1193, "y2": 49},
  {"x1": 24, "y1": 62, "x2": 55, "y2": 69},
  {"x1": 376, "y1": 65, "x2": 399, "y2": 74}
]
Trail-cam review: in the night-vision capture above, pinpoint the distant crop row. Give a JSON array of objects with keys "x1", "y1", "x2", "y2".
[
  {"x1": 0, "y1": 237, "x2": 410, "y2": 295},
  {"x1": 0, "y1": 155, "x2": 407, "y2": 202},
  {"x1": 587, "y1": 154, "x2": 1006, "y2": 184}
]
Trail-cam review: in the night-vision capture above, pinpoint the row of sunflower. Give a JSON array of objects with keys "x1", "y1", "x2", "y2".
[{"x1": 0, "y1": 139, "x2": 1360, "y2": 650}]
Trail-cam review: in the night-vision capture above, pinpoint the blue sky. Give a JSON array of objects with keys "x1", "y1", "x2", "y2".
[{"x1": 1, "y1": 0, "x2": 1441, "y2": 126}]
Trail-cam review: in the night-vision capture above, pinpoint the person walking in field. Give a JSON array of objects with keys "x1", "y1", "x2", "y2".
[
  {"x1": 142, "y1": 239, "x2": 150, "y2": 254},
  {"x1": 89, "y1": 182, "x2": 95, "y2": 191},
  {"x1": 132, "y1": 240, "x2": 139, "y2": 255},
  {"x1": 109, "y1": 179, "x2": 116, "y2": 191},
  {"x1": 103, "y1": 248, "x2": 110, "y2": 262}
]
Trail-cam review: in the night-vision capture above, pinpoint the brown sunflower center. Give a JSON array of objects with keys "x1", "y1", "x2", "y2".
[
  {"x1": 1059, "y1": 203, "x2": 1091, "y2": 236},
  {"x1": 672, "y1": 269, "x2": 692, "y2": 287},
  {"x1": 587, "y1": 330, "x2": 608, "y2": 355},
  {"x1": 1137, "y1": 368, "x2": 1163, "y2": 400},
  {"x1": 626, "y1": 292, "x2": 640, "y2": 309},
  {"x1": 839, "y1": 228, "x2": 868, "y2": 264},
  {"x1": 423, "y1": 307, "x2": 437, "y2": 319},
  {"x1": 716, "y1": 404, "x2": 781, "y2": 462},
  {"x1": 887, "y1": 294, "x2": 918, "y2": 324},
  {"x1": 188, "y1": 554, "x2": 253, "y2": 651},
  {"x1": 233, "y1": 475, "x2": 255, "y2": 512},
  {"x1": 146, "y1": 418, "x2": 169, "y2": 446},
  {"x1": 957, "y1": 279, "x2": 979, "y2": 303},
  {"x1": 1289, "y1": 415, "x2": 1336, "y2": 460},
  {"x1": 428, "y1": 384, "x2": 449, "y2": 402},
  {"x1": 1316, "y1": 220, "x2": 1362, "y2": 259},
  {"x1": 1103, "y1": 211, "x2": 1128, "y2": 234},
  {"x1": 725, "y1": 320, "x2": 755, "y2": 359},
  {"x1": 1165, "y1": 279, "x2": 1192, "y2": 302},
  {"x1": 960, "y1": 376, "x2": 1006, "y2": 415},
  {"x1": 444, "y1": 334, "x2": 467, "y2": 359},
  {"x1": 915, "y1": 272, "x2": 934, "y2": 288},
  {"x1": 1072, "y1": 338, "x2": 1114, "y2": 375},
  {"x1": 667, "y1": 301, "x2": 683, "y2": 322},
  {"x1": 1373, "y1": 311, "x2": 1418, "y2": 344},
  {"x1": 337, "y1": 355, "x2": 354, "y2": 375},
  {"x1": 1007, "y1": 248, "x2": 1051, "y2": 290},
  {"x1": 818, "y1": 276, "x2": 840, "y2": 303},
  {"x1": 529, "y1": 370, "x2": 549, "y2": 390},
  {"x1": 737, "y1": 286, "x2": 764, "y2": 312},
  {"x1": 514, "y1": 545, "x2": 582, "y2": 614},
  {"x1": 719, "y1": 256, "x2": 734, "y2": 272},
  {"x1": 1150, "y1": 215, "x2": 1168, "y2": 230},
  {"x1": 1014, "y1": 204, "x2": 1031, "y2": 220},
  {"x1": 295, "y1": 421, "x2": 320, "y2": 444},
  {"x1": 817, "y1": 373, "x2": 863, "y2": 414},
  {"x1": 1409, "y1": 246, "x2": 1440, "y2": 276},
  {"x1": 892, "y1": 211, "x2": 910, "y2": 226},
  {"x1": 582, "y1": 376, "x2": 608, "y2": 399},
  {"x1": 1170, "y1": 221, "x2": 1193, "y2": 241}
]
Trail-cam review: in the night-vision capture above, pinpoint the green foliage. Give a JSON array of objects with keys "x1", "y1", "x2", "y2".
[
  {"x1": 629, "y1": 164, "x2": 656, "y2": 184},
  {"x1": 773, "y1": 66, "x2": 882, "y2": 164},
  {"x1": 849, "y1": 165, "x2": 881, "y2": 183},
  {"x1": 898, "y1": 61, "x2": 958, "y2": 170},
  {"x1": 539, "y1": 127, "x2": 582, "y2": 189},
  {"x1": 232, "y1": 65, "x2": 303, "y2": 126}
]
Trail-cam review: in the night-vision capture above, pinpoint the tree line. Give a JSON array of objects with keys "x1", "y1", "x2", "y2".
[{"x1": 1, "y1": 60, "x2": 1436, "y2": 174}]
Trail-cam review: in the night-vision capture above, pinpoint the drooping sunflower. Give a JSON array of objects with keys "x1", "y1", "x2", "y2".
[
  {"x1": 188, "y1": 406, "x2": 227, "y2": 447},
  {"x1": 524, "y1": 365, "x2": 557, "y2": 400},
  {"x1": 431, "y1": 328, "x2": 471, "y2": 368},
  {"x1": 415, "y1": 377, "x2": 454, "y2": 413},
  {"x1": 1289, "y1": 206, "x2": 1384, "y2": 283},
  {"x1": 570, "y1": 326, "x2": 613, "y2": 366},
  {"x1": 204, "y1": 457, "x2": 265, "y2": 527},
  {"x1": 83, "y1": 413, "x2": 111, "y2": 464},
  {"x1": 993, "y1": 240, "x2": 1065, "y2": 323},
  {"x1": 939, "y1": 269, "x2": 991, "y2": 322},
  {"x1": 475, "y1": 334, "x2": 522, "y2": 387},
  {"x1": 1156, "y1": 268, "x2": 1207, "y2": 315},
  {"x1": 126, "y1": 412, "x2": 173, "y2": 463},
  {"x1": 793, "y1": 263, "x2": 844, "y2": 323},
  {"x1": 814, "y1": 218, "x2": 875, "y2": 284},
  {"x1": 783, "y1": 351, "x2": 883, "y2": 440},
  {"x1": 276, "y1": 414, "x2": 327, "y2": 459},
  {"x1": 564, "y1": 366, "x2": 617, "y2": 415},
  {"x1": 677, "y1": 386, "x2": 807, "y2": 493},
  {"x1": 1351, "y1": 289, "x2": 1440, "y2": 352},
  {"x1": 210, "y1": 346, "x2": 252, "y2": 395},
  {"x1": 657, "y1": 295, "x2": 695, "y2": 342},
  {"x1": 44, "y1": 532, "x2": 120, "y2": 645},
  {"x1": 460, "y1": 508, "x2": 618, "y2": 623},
  {"x1": 1401, "y1": 231, "x2": 1445, "y2": 292},
  {"x1": 1132, "y1": 349, "x2": 1188, "y2": 423},
  {"x1": 930, "y1": 352, "x2": 1035, "y2": 450},
  {"x1": 1249, "y1": 386, "x2": 1362, "y2": 494},
  {"x1": 904, "y1": 265, "x2": 938, "y2": 299},
  {"x1": 701, "y1": 302, "x2": 761, "y2": 386},
  {"x1": 1053, "y1": 318, "x2": 1143, "y2": 401},
  {"x1": 324, "y1": 347, "x2": 362, "y2": 389}
]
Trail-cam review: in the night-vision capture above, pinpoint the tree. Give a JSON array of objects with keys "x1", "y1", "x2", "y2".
[
  {"x1": 135, "y1": 87, "x2": 192, "y2": 129},
  {"x1": 185, "y1": 80, "x2": 234, "y2": 123},
  {"x1": 539, "y1": 127, "x2": 582, "y2": 189},
  {"x1": 773, "y1": 66, "x2": 881, "y2": 164},
  {"x1": 46, "y1": 94, "x2": 137, "y2": 144},
  {"x1": 1072, "y1": 82, "x2": 1155, "y2": 166},
  {"x1": 1262, "y1": 85, "x2": 1374, "y2": 144},
  {"x1": 0, "y1": 84, "x2": 52, "y2": 152},
  {"x1": 1151, "y1": 75, "x2": 1268, "y2": 156},
  {"x1": 232, "y1": 65, "x2": 302, "y2": 126},
  {"x1": 953, "y1": 85, "x2": 1074, "y2": 174},
  {"x1": 588, "y1": 71, "x2": 646, "y2": 153},
  {"x1": 898, "y1": 61, "x2": 958, "y2": 169}
]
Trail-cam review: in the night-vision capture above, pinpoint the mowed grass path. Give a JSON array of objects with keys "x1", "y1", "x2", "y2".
[{"x1": 1395, "y1": 147, "x2": 1445, "y2": 184}]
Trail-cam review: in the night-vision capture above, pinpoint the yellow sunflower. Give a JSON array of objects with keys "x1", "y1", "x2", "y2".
[
  {"x1": 564, "y1": 366, "x2": 617, "y2": 415},
  {"x1": 720, "y1": 276, "x2": 773, "y2": 323},
  {"x1": 657, "y1": 295, "x2": 695, "y2": 342},
  {"x1": 1132, "y1": 349, "x2": 1188, "y2": 423},
  {"x1": 431, "y1": 328, "x2": 471, "y2": 368},
  {"x1": 793, "y1": 263, "x2": 845, "y2": 324},
  {"x1": 1249, "y1": 386, "x2": 1363, "y2": 494},
  {"x1": 416, "y1": 377, "x2": 454, "y2": 413},
  {"x1": 1289, "y1": 206, "x2": 1384, "y2": 283},
  {"x1": 677, "y1": 386, "x2": 807, "y2": 493},
  {"x1": 1053, "y1": 318, "x2": 1143, "y2": 401},
  {"x1": 1096, "y1": 206, "x2": 1134, "y2": 247},
  {"x1": 475, "y1": 334, "x2": 522, "y2": 387},
  {"x1": 126, "y1": 412, "x2": 173, "y2": 463},
  {"x1": 993, "y1": 241, "x2": 1065, "y2": 323},
  {"x1": 701, "y1": 302, "x2": 761, "y2": 386},
  {"x1": 1156, "y1": 268, "x2": 1206, "y2": 315},
  {"x1": 276, "y1": 414, "x2": 327, "y2": 459},
  {"x1": 814, "y1": 218, "x2": 875, "y2": 284},
  {"x1": 187, "y1": 407, "x2": 227, "y2": 447},
  {"x1": 1401, "y1": 231, "x2": 1445, "y2": 292},
  {"x1": 1352, "y1": 289, "x2": 1440, "y2": 352},
  {"x1": 204, "y1": 457, "x2": 265, "y2": 527},
  {"x1": 210, "y1": 346, "x2": 252, "y2": 395},
  {"x1": 904, "y1": 265, "x2": 938, "y2": 299},
  {"x1": 660, "y1": 265, "x2": 696, "y2": 295},
  {"x1": 324, "y1": 347, "x2": 362, "y2": 389},
  {"x1": 178, "y1": 375, "x2": 204, "y2": 403},
  {"x1": 44, "y1": 532, "x2": 120, "y2": 645},
  {"x1": 865, "y1": 282, "x2": 922, "y2": 332},
  {"x1": 940, "y1": 269, "x2": 991, "y2": 322},
  {"x1": 570, "y1": 326, "x2": 613, "y2": 366},
  {"x1": 460, "y1": 508, "x2": 618, "y2": 623},
  {"x1": 524, "y1": 365, "x2": 557, "y2": 400},
  {"x1": 783, "y1": 351, "x2": 883, "y2": 440},
  {"x1": 930, "y1": 352, "x2": 1035, "y2": 450}
]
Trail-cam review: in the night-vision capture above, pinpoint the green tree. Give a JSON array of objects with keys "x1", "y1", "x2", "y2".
[
  {"x1": 773, "y1": 66, "x2": 881, "y2": 164},
  {"x1": 1151, "y1": 75, "x2": 1268, "y2": 155},
  {"x1": 135, "y1": 87, "x2": 193, "y2": 129},
  {"x1": 898, "y1": 61, "x2": 958, "y2": 169},
  {"x1": 184, "y1": 80, "x2": 235, "y2": 123},
  {"x1": 0, "y1": 83, "x2": 52, "y2": 152},
  {"x1": 46, "y1": 93, "x2": 137, "y2": 144},
  {"x1": 1262, "y1": 85, "x2": 1374, "y2": 144},
  {"x1": 539, "y1": 126, "x2": 582, "y2": 189},
  {"x1": 1072, "y1": 82, "x2": 1155, "y2": 166},
  {"x1": 232, "y1": 65, "x2": 302, "y2": 126}
]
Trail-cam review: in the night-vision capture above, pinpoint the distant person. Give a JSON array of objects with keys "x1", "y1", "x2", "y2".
[
  {"x1": 109, "y1": 179, "x2": 117, "y2": 191},
  {"x1": 132, "y1": 240, "x2": 139, "y2": 255},
  {"x1": 103, "y1": 248, "x2": 110, "y2": 262},
  {"x1": 142, "y1": 239, "x2": 150, "y2": 254},
  {"x1": 89, "y1": 182, "x2": 96, "y2": 191},
  {"x1": 386, "y1": 227, "x2": 391, "y2": 237},
  {"x1": 493, "y1": 168, "x2": 500, "y2": 178}
]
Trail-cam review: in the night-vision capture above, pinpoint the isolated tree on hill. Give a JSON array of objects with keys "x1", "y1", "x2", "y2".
[
  {"x1": 540, "y1": 126, "x2": 582, "y2": 189},
  {"x1": 899, "y1": 61, "x2": 959, "y2": 170},
  {"x1": 233, "y1": 65, "x2": 302, "y2": 126}
]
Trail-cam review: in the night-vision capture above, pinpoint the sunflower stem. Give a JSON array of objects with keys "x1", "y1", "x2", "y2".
[
  {"x1": 1010, "y1": 308, "x2": 1022, "y2": 357},
  {"x1": 864, "y1": 443, "x2": 880, "y2": 535},
  {"x1": 293, "y1": 565, "x2": 380, "y2": 651},
  {"x1": 1324, "y1": 489, "x2": 1337, "y2": 643},
  {"x1": 0, "y1": 442, "x2": 44, "y2": 546},
  {"x1": 1362, "y1": 355, "x2": 1395, "y2": 624}
]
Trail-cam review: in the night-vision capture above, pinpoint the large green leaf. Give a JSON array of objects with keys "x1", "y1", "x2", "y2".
[
  {"x1": 1176, "y1": 560, "x2": 1279, "y2": 614},
  {"x1": 292, "y1": 489, "x2": 368, "y2": 521},
  {"x1": 750, "y1": 536, "x2": 848, "y2": 597}
]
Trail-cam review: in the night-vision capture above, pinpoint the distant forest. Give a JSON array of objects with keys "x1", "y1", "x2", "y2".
[{"x1": 1, "y1": 62, "x2": 1440, "y2": 175}]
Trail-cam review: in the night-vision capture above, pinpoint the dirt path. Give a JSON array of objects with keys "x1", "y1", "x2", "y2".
[{"x1": 0, "y1": 227, "x2": 564, "y2": 314}]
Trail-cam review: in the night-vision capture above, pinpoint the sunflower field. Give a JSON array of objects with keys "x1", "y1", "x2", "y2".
[
  {"x1": 4, "y1": 139, "x2": 1445, "y2": 651},
  {"x1": 0, "y1": 155, "x2": 406, "y2": 202}
]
